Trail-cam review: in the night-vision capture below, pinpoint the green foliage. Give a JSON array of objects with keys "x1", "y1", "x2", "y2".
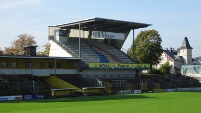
[
  {"x1": 127, "y1": 29, "x2": 163, "y2": 72},
  {"x1": 147, "y1": 68, "x2": 161, "y2": 74},
  {"x1": 37, "y1": 42, "x2": 51, "y2": 56},
  {"x1": 0, "y1": 48, "x2": 3, "y2": 55},
  {"x1": 3, "y1": 34, "x2": 37, "y2": 55},
  {"x1": 159, "y1": 61, "x2": 172, "y2": 74}
]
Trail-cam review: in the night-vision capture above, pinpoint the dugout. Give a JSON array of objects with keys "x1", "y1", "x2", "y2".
[
  {"x1": 82, "y1": 87, "x2": 105, "y2": 95},
  {"x1": 51, "y1": 88, "x2": 76, "y2": 97}
]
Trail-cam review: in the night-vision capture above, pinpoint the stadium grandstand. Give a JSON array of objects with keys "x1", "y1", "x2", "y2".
[
  {"x1": 48, "y1": 17, "x2": 152, "y2": 94},
  {"x1": 47, "y1": 17, "x2": 201, "y2": 95},
  {"x1": 0, "y1": 18, "x2": 200, "y2": 99}
]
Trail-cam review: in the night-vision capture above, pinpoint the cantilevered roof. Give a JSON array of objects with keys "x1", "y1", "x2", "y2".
[
  {"x1": 50, "y1": 17, "x2": 151, "y2": 32},
  {"x1": 0, "y1": 55, "x2": 81, "y2": 60}
]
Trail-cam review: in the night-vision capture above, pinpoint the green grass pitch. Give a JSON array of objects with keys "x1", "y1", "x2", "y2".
[{"x1": 0, "y1": 92, "x2": 201, "y2": 113}]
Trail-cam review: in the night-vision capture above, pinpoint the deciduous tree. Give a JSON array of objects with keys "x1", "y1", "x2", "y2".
[
  {"x1": 4, "y1": 34, "x2": 37, "y2": 55},
  {"x1": 0, "y1": 48, "x2": 3, "y2": 55},
  {"x1": 37, "y1": 42, "x2": 51, "y2": 56},
  {"x1": 159, "y1": 61, "x2": 172, "y2": 74},
  {"x1": 127, "y1": 29, "x2": 163, "y2": 73}
]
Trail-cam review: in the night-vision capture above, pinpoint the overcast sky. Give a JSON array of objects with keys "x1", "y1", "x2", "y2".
[{"x1": 0, "y1": 0, "x2": 200, "y2": 57}]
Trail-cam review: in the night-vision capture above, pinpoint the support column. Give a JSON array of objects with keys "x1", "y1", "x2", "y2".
[
  {"x1": 79, "y1": 23, "x2": 81, "y2": 58},
  {"x1": 66, "y1": 29, "x2": 71, "y2": 43},
  {"x1": 88, "y1": 29, "x2": 92, "y2": 44},
  {"x1": 54, "y1": 59, "x2": 56, "y2": 76},
  {"x1": 132, "y1": 29, "x2": 135, "y2": 60}
]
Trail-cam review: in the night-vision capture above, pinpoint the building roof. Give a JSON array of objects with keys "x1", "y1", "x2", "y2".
[
  {"x1": 49, "y1": 17, "x2": 151, "y2": 32},
  {"x1": 163, "y1": 50, "x2": 175, "y2": 59},
  {"x1": 163, "y1": 49, "x2": 184, "y2": 62},
  {"x1": 180, "y1": 37, "x2": 193, "y2": 49},
  {"x1": 0, "y1": 55, "x2": 81, "y2": 60}
]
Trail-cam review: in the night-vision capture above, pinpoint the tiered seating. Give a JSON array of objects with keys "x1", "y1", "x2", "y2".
[
  {"x1": 91, "y1": 44, "x2": 121, "y2": 63},
  {"x1": 145, "y1": 74, "x2": 201, "y2": 88},
  {"x1": 64, "y1": 39, "x2": 101, "y2": 63},
  {"x1": 0, "y1": 75, "x2": 33, "y2": 95},
  {"x1": 0, "y1": 76, "x2": 6, "y2": 83},
  {"x1": 89, "y1": 44, "x2": 109, "y2": 63},
  {"x1": 98, "y1": 76, "x2": 153, "y2": 94},
  {"x1": 60, "y1": 38, "x2": 134, "y2": 64},
  {"x1": 0, "y1": 75, "x2": 51, "y2": 96},
  {"x1": 91, "y1": 42, "x2": 134, "y2": 63},
  {"x1": 145, "y1": 74, "x2": 172, "y2": 89},
  {"x1": 166, "y1": 74, "x2": 200, "y2": 87},
  {"x1": 97, "y1": 73, "x2": 201, "y2": 94},
  {"x1": 184, "y1": 73, "x2": 201, "y2": 83}
]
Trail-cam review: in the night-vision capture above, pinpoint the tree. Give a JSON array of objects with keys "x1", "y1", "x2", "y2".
[
  {"x1": 127, "y1": 29, "x2": 163, "y2": 73},
  {"x1": 4, "y1": 34, "x2": 37, "y2": 55},
  {"x1": 0, "y1": 48, "x2": 3, "y2": 55},
  {"x1": 158, "y1": 61, "x2": 172, "y2": 74},
  {"x1": 37, "y1": 42, "x2": 51, "y2": 56}
]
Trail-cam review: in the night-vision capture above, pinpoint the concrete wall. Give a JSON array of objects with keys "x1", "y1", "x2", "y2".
[
  {"x1": 49, "y1": 40, "x2": 72, "y2": 57},
  {"x1": 69, "y1": 29, "x2": 89, "y2": 38},
  {"x1": 180, "y1": 49, "x2": 192, "y2": 65},
  {"x1": 81, "y1": 69, "x2": 136, "y2": 78}
]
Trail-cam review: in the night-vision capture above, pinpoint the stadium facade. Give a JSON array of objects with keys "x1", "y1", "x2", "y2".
[
  {"x1": 48, "y1": 17, "x2": 151, "y2": 94},
  {"x1": 0, "y1": 17, "x2": 200, "y2": 98}
]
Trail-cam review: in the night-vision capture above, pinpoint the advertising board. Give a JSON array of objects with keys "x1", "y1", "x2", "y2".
[
  {"x1": 92, "y1": 31, "x2": 125, "y2": 40},
  {"x1": 0, "y1": 95, "x2": 22, "y2": 101},
  {"x1": 89, "y1": 63, "x2": 150, "y2": 69}
]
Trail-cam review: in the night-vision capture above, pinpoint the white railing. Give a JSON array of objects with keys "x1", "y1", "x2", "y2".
[{"x1": 0, "y1": 69, "x2": 78, "y2": 76}]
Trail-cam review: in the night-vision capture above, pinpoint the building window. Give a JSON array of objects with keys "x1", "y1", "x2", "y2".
[
  {"x1": 56, "y1": 62, "x2": 62, "y2": 68},
  {"x1": 161, "y1": 56, "x2": 164, "y2": 61},
  {"x1": 25, "y1": 62, "x2": 32, "y2": 68},
  {"x1": 12, "y1": 62, "x2": 17, "y2": 68},
  {"x1": 40, "y1": 62, "x2": 45, "y2": 69},
  {"x1": 2, "y1": 62, "x2": 8, "y2": 68},
  {"x1": 112, "y1": 80, "x2": 126, "y2": 87},
  {"x1": 49, "y1": 62, "x2": 54, "y2": 68}
]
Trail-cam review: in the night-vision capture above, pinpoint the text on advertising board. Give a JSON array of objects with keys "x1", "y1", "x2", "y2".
[
  {"x1": 88, "y1": 63, "x2": 150, "y2": 69},
  {"x1": 92, "y1": 31, "x2": 125, "y2": 40}
]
